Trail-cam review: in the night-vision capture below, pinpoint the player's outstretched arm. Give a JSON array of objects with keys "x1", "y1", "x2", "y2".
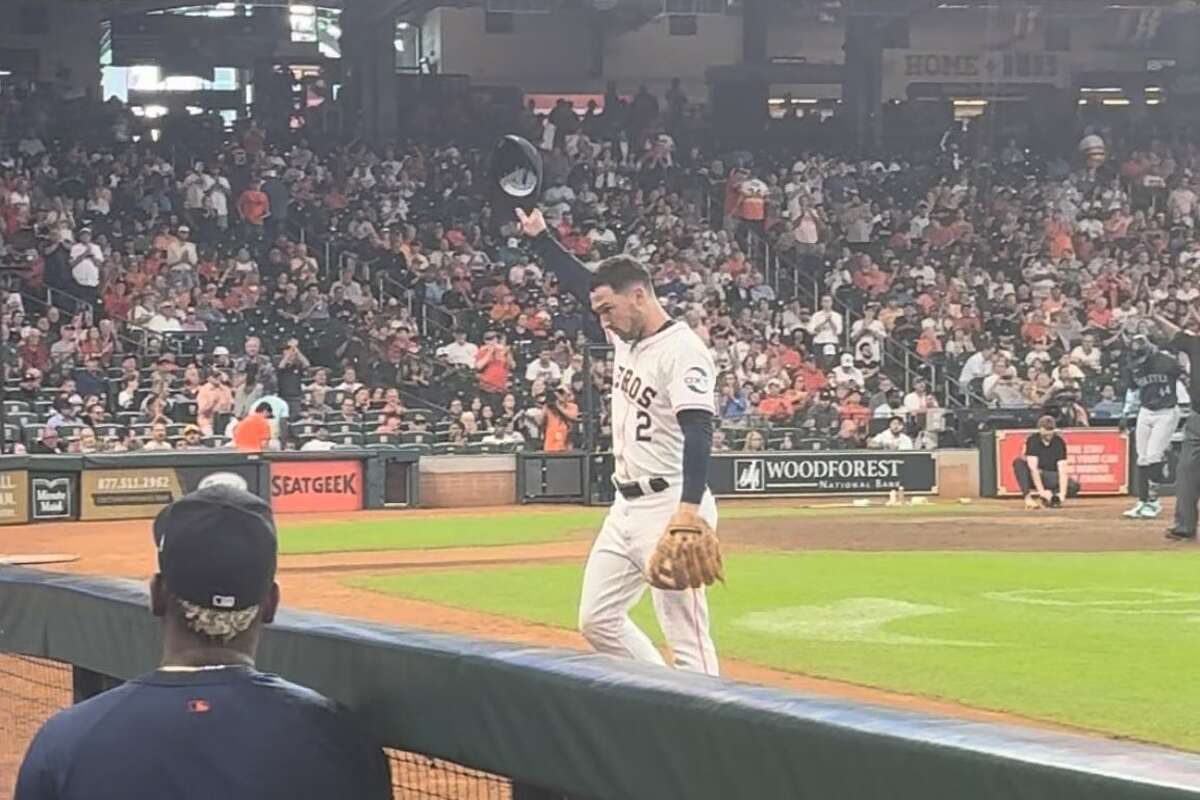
[{"x1": 516, "y1": 208, "x2": 593, "y2": 305}]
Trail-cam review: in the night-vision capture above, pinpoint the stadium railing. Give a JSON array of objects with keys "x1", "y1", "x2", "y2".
[{"x1": 4, "y1": 566, "x2": 1200, "y2": 800}]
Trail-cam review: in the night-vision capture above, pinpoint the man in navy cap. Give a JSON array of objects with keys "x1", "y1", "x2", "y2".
[{"x1": 15, "y1": 485, "x2": 391, "y2": 800}]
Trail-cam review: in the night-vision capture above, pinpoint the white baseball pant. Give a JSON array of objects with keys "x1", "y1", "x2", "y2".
[
  {"x1": 578, "y1": 487, "x2": 719, "y2": 676},
  {"x1": 1137, "y1": 407, "x2": 1181, "y2": 466}
]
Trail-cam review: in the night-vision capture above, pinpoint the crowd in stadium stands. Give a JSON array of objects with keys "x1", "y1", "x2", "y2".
[{"x1": 0, "y1": 78, "x2": 1193, "y2": 456}]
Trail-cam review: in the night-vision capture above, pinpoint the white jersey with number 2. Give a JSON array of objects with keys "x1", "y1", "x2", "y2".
[{"x1": 609, "y1": 321, "x2": 716, "y2": 485}]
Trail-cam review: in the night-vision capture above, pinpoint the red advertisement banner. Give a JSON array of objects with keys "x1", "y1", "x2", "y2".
[
  {"x1": 996, "y1": 429, "x2": 1129, "y2": 496},
  {"x1": 270, "y1": 460, "x2": 363, "y2": 513}
]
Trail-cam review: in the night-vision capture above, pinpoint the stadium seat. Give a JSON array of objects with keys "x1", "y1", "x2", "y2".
[
  {"x1": 7, "y1": 412, "x2": 37, "y2": 430},
  {"x1": 366, "y1": 432, "x2": 400, "y2": 446},
  {"x1": 400, "y1": 431, "x2": 435, "y2": 445}
]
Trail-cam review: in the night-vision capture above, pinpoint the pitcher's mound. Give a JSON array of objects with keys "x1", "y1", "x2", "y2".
[{"x1": 0, "y1": 553, "x2": 80, "y2": 566}]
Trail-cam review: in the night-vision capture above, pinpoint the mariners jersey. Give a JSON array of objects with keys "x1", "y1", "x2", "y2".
[
  {"x1": 610, "y1": 321, "x2": 716, "y2": 484},
  {"x1": 1125, "y1": 352, "x2": 1182, "y2": 413}
]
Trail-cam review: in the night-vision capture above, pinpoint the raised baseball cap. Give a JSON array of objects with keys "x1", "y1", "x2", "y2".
[{"x1": 153, "y1": 485, "x2": 277, "y2": 612}]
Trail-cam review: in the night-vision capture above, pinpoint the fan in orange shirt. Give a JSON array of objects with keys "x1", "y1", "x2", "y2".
[
  {"x1": 838, "y1": 391, "x2": 872, "y2": 429},
  {"x1": 1087, "y1": 296, "x2": 1114, "y2": 329},
  {"x1": 757, "y1": 379, "x2": 796, "y2": 422},
  {"x1": 490, "y1": 293, "x2": 521, "y2": 324},
  {"x1": 238, "y1": 181, "x2": 271, "y2": 228},
  {"x1": 232, "y1": 402, "x2": 273, "y2": 452},
  {"x1": 1020, "y1": 311, "x2": 1050, "y2": 343},
  {"x1": 1044, "y1": 215, "x2": 1074, "y2": 259}
]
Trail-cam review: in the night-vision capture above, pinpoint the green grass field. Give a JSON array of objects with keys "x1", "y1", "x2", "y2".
[
  {"x1": 352, "y1": 551, "x2": 1200, "y2": 751},
  {"x1": 279, "y1": 503, "x2": 986, "y2": 555},
  {"x1": 278, "y1": 511, "x2": 603, "y2": 554}
]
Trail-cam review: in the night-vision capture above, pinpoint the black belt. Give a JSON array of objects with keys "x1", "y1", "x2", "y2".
[{"x1": 615, "y1": 477, "x2": 669, "y2": 500}]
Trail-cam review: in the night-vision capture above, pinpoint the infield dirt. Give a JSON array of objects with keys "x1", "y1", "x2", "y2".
[{"x1": 0, "y1": 496, "x2": 1178, "y2": 739}]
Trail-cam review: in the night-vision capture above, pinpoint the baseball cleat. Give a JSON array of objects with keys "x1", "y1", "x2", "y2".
[
  {"x1": 1123, "y1": 502, "x2": 1147, "y2": 519},
  {"x1": 1164, "y1": 529, "x2": 1197, "y2": 542},
  {"x1": 1138, "y1": 500, "x2": 1163, "y2": 519}
]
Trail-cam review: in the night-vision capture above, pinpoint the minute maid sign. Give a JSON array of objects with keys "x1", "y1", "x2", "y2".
[
  {"x1": 32, "y1": 477, "x2": 73, "y2": 519},
  {"x1": 715, "y1": 452, "x2": 937, "y2": 497}
]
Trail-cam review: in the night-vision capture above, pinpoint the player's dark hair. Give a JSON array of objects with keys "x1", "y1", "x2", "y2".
[{"x1": 590, "y1": 255, "x2": 651, "y2": 294}]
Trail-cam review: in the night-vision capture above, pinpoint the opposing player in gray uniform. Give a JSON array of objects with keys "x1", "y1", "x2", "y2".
[{"x1": 1122, "y1": 334, "x2": 1182, "y2": 519}]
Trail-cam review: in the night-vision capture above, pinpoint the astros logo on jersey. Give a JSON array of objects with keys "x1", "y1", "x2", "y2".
[{"x1": 614, "y1": 364, "x2": 657, "y2": 409}]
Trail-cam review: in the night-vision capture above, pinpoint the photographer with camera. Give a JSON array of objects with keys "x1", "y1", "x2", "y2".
[
  {"x1": 984, "y1": 366, "x2": 1029, "y2": 409},
  {"x1": 1041, "y1": 378, "x2": 1090, "y2": 428},
  {"x1": 539, "y1": 385, "x2": 579, "y2": 453}
]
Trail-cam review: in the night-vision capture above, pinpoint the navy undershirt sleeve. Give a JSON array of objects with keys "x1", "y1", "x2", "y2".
[
  {"x1": 677, "y1": 409, "x2": 713, "y2": 505},
  {"x1": 530, "y1": 231, "x2": 593, "y2": 304}
]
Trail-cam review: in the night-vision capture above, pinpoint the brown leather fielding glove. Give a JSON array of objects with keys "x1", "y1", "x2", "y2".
[{"x1": 646, "y1": 509, "x2": 725, "y2": 591}]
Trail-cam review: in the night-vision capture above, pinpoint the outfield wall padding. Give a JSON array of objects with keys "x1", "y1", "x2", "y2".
[{"x1": 2, "y1": 567, "x2": 1199, "y2": 800}]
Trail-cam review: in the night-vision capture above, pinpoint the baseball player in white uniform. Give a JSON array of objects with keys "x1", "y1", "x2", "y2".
[
  {"x1": 1122, "y1": 334, "x2": 1183, "y2": 519},
  {"x1": 519, "y1": 207, "x2": 721, "y2": 675}
]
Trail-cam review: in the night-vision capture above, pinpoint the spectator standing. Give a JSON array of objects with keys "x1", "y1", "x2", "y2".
[
  {"x1": 232, "y1": 365, "x2": 266, "y2": 420},
  {"x1": 277, "y1": 339, "x2": 310, "y2": 418},
  {"x1": 808, "y1": 296, "x2": 843, "y2": 365},
  {"x1": 260, "y1": 170, "x2": 290, "y2": 239},
  {"x1": 237, "y1": 179, "x2": 270, "y2": 240},
  {"x1": 235, "y1": 337, "x2": 276, "y2": 390},
  {"x1": 69, "y1": 228, "x2": 102, "y2": 306},
  {"x1": 476, "y1": 331, "x2": 514, "y2": 399},
  {"x1": 196, "y1": 371, "x2": 234, "y2": 436},
  {"x1": 543, "y1": 387, "x2": 579, "y2": 452},
  {"x1": 14, "y1": 486, "x2": 392, "y2": 800}
]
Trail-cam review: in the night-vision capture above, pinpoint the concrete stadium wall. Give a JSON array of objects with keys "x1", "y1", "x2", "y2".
[
  {"x1": 416, "y1": 450, "x2": 980, "y2": 509},
  {"x1": 0, "y1": 0, "x2": 102, "y2": 98},
  {"x1": 934, "y1": 449, "x2": 980, "y2": 500},
  {"x1": 418, "y1": 454, "x2": 518, "y2": 508},
  {"x1": 424, "y1": 4, "x2": 1184, "y2": 103}
]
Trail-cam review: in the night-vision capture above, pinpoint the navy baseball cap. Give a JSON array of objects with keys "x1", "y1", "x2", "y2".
[{"x1": 153, "y1": 485, "x2": 277, "y2": 612}]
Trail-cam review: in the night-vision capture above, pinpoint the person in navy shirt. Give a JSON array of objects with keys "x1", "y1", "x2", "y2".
[{"x1": 15, "y1": 485, "x2": 392, "y2": 800}]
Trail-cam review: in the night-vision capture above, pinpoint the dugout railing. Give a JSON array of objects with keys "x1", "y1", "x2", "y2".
[{"x1": 4, "y1": 566, "x2": 1200, "y2": 800}]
